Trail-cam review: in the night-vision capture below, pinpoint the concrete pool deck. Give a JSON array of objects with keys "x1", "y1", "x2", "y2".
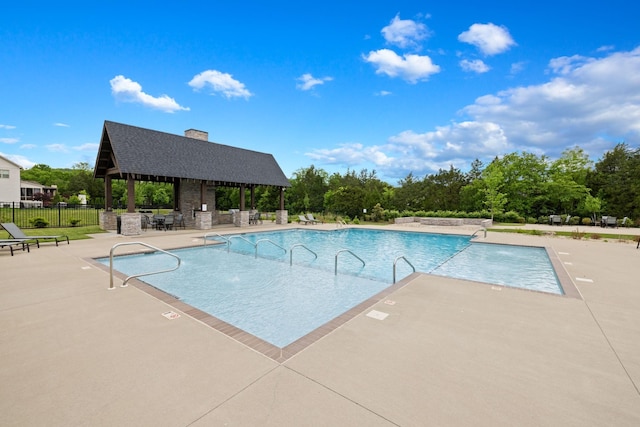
[{"x1": 1, "y1": 223, "x2": 639, "y2": 426}]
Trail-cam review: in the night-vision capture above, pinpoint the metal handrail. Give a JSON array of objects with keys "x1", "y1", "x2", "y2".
[
  {"x1": 393, "y1": 256, "x2": 416, "y2": 283},
  {"x1": 290, "y1": 243, "x2": 318, "y2": 265},
  {"x1": 228, "y1": 235, "x2": 254, "y2": 247},
  {"x1": 471, "y1": 227, "x2": 487, "y2": 239},
  {"x1": 203, "y1": 232, "x2": 230, "y2": 250},
  {"x1": 335, "y1": 249, "x2": 365, "y2": 275},
  {"x1": 255, "y1": 238, "x2": 286, "y2": 259},
  {"x1": 109, "y1": 242, "x2": 181, "y2": 289}
]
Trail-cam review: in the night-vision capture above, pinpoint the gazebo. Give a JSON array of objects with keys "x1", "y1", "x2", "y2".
[{"x1": 93, "y1": 121, "x2": 291, "y2": 235}]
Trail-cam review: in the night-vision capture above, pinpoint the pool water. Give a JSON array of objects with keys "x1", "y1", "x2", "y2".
[{"x1": 100, "y1": 228, "x2": 563, "y2": 347}]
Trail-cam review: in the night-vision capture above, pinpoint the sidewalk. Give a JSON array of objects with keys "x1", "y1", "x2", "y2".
[{"x1": 1, "y1": 223, "x2": 639, "y2": 426}]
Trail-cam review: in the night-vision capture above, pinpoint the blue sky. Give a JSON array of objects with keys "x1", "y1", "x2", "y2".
[{"x1": 1, "y1": 1, "x2": 639, "y2": 184}]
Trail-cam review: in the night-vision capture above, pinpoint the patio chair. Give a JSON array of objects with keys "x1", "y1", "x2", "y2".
[
  {"x1": 152, "y1": 214, "x2": 165, "y2": 230},
  {"x1": 0, "y1": 239, "x2": 30, "y2": 256},
  {"x1": 298, "y1": 215, "x2": 311, "y2": 225},
  {"x1": 175, "y1": 213, "x2": 186, "y2": 230},
  {"x1": 163, "y1": 214, "x2": 174, "y2": 231},
  {"x1": 0, "y1": 222, "x2": 69, "y2": 247},
  {"x1": 549, "y1": 215, "x2": 562, "y2": 226}
]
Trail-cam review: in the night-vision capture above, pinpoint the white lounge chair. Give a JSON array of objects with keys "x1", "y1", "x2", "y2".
[{"x1": 298, "y1": 215, "x2": 311, "y2": 225}]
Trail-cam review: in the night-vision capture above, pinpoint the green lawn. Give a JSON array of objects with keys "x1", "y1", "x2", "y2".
[{"x1": 0, "y1": 225, "x2": 106, "y2": 241}]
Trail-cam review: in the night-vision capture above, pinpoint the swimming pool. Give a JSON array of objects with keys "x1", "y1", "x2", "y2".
[{"x1": 100, "y1": 228, "x2": 563, "y2": 348}]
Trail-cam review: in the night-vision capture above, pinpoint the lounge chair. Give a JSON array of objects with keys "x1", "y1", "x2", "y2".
[
  {"x1": 1, "y1": 222, "x2": 69, "y2": 247},
  {"x1": 306, "y1": 213, "x2": 320, "y2": 224},
  {"x1": 298, "y1": 215, "x2": 311, "y2": 225},
  {"x1": 549, "y1": 215, "x2": 562, "y2": 226},
  {"x1": 0, "y1": 239, "x2": 30, "y2": 256},
  {"x1": 605, "y1": 216, "x2": 617, "y2": 228}
]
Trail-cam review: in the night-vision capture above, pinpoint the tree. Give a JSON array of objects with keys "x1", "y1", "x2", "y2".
[
  {"x1": 286, "y1": 165, "x2": 329, "y2": 213},
  {"x1": 588, "y1": 143, "x2": 640, "y2": 218},
  {"x1": 482, "y1": 162, "x2": 508, "y2": 220}
]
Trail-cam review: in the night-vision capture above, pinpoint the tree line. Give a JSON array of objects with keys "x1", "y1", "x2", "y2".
[{"x1": 19, "y1": 143, "x2": 640, "y2": 225}]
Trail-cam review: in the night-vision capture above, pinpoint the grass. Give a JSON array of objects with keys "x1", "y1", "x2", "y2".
[
  {"x1": 0, "y1": 225, "x2": 106, "y2": 241},
  {"x1": 490, "y1": 227, "x2": 639, "y2": 242}
]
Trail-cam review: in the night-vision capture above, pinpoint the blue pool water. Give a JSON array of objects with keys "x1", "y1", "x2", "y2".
[{"x1": 100, "y1": 228, "x2": 562, "y2": 347}]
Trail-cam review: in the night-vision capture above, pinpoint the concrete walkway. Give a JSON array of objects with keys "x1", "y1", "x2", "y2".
[{"x1": 1, "y1": 223, "x2": 639, "y2": 426}]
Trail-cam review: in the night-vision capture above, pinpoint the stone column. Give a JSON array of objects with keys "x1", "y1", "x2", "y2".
[
  {"x1": 194, "y1": 210, "x2": 212, "y2": 230},
  {"x1": 235, "y1": 210, "x2": 250, "y2": 227},
  {"x1": 276, "y1": 210, "x2": 288, "y2": 225},
  {"x1": 120, "y1": 213, "x2": 142, "y2": 236},
  {"x1": 100, "y1": 210, "x2": 118, "y2": 231}
]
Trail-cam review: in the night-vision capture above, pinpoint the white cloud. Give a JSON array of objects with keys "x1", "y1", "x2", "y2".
[
  {"x1": 189, "y1": 70, "x2": 253, "y2": 99},
  {"x1": 20, "y1": 144, "x2": 36, "y2": 149},
  {"x1": 0, "y1": 124, "x2": 16, "y2": 130},
  {"x1": 0, "y1": 137, "x2": 19, "y2": 144},
  {"x1": 381, "y1": 14, "x2": 430, "y2": 50},
  {"x1": 363, "y1": 49, "x2": 440, "y2": 83},
  {"x1": 46, "y1": 144, "x2": 69, "y2": 153},
  {"x1": 296, "y1": 73, "x2": 333, "y2": 91},
  {"x1": 110, "y1": 75, "x2": 190, "y2": 113},
  {"x1": 458, "y1": 23, "x2": 516, "y2": 56},
  {"x1": 308, "y1": 47, "x2": 640, "y2": 181},
  {"x1": 0, "y1": 152, "x2": 34, "y2": 169},
  {"x1": 74, "y1": 143, "x2": 99, "y2": 151},
  {"x1": 460, "y1": 59, "x2": 490, "y2": 73},
  {"x1": 462, "y1": 46, "x2": 640, "y2": 153},
  {"x1": 510, "y1": 61, "x2": 526, "y2": 75},
  {"x1": 53, "y1": 122, "x2": 70, "y2": 127},
  {"x1": 375, "y1": 90, "x2": 392, "y2": 96},
  {"x1": 306, "y1": 142, "x2": 392, "y2": 167}
]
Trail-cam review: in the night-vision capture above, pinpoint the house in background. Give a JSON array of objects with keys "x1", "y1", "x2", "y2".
[
  {"x1": 20, "y1": 180, "x2": 58, "y2": 207},
  {"x1": 0, "y1": 154, "x2": 58, "y2": 207},
  {"x1": 0, "y1": 154, "x2": 22, "y2": 207}
]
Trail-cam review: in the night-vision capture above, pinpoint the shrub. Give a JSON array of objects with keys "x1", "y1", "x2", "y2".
[
  {"x1": 526, "y1": 217, "x2": 537, "y2": 224},
  {"x1": 69, "y1": 218, "x2": 82, "y2": 227},
  {"x1": 569, "y1": 216, "x2": 581, "y2": 225},
  {"x1": 590, "y1": 233, "x2": 602, "y2": 240},
  {"x1": 29, "y1": 217, "x2": 49, "y2": 228},
  {"x1": 352, "y1": 216, "x2": 360, "y2": 224},
  {"x1": 582, "y1": 217, "x2": 592, "y2": 226},
  {"x1": 571, "y1": 229, "x2": 585, "y2": 240}
]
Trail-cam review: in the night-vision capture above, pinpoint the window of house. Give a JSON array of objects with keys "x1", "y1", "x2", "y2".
[{"x1": 0, "y1": 169, "x2": 9, "y2": 179}]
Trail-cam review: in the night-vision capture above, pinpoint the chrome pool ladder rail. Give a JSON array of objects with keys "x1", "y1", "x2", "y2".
[
  {"x1": 255, "y1": 238, "x2": 287, "y2": 259},
  {"x1": 335, "y1": 249, "x2": 365, "y2": 275},
  {"x1": 203, "y1": 232, "x2": 230, "y2": 250},
  {"x1": 393, "y1": 256, "x2": 416, "y2": 283},
  {"x1": 109, "y1": 242, "x2": 181, "y2": 289},
  {"x1": 471, "y1": 227, "x2": 487, "y2": 239},
  {"x1": 289, "y1": 243, "x2": 318, "y2": 265}
]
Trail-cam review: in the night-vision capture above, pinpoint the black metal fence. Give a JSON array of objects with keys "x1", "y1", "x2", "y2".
[{"x1": 0, "y1": 202, "x2": 125, "y2": 229}]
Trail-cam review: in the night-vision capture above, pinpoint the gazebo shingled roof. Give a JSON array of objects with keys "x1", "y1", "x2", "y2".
[{"x1": 93, "y1": 120, "x2": 291, "y2": 188}]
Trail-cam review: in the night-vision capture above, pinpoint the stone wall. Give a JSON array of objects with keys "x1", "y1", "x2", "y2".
[{"x1": 394, "y1": 217, "x2": 492, "y2": 227}]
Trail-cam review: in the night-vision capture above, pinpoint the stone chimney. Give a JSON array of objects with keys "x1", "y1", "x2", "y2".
[{"x1": 185, "y1": 129, "x2": 208, "y2": 141}]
